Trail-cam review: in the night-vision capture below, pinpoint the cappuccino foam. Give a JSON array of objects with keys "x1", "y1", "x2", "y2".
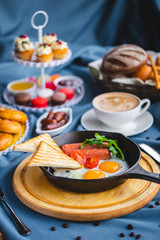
[{"x1": 98, "y1": 95, "x2": 139, "y2": 112}]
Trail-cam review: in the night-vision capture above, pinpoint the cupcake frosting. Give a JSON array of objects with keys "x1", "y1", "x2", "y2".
[
  {"x1": 16, "y1": 41, "x2": 34, "y2": 52},
  {"x1": 36, "y1": 44, "x2": 52, "y2": 56},
  {"x1": 15, "y1": 35, "x2": 30, "y2": 45},
  {"x1": 43, "y1": 33, "x2": 57, "y2": 45},
  {"x1": 51, "y1": 40, "x2": 68, "y2": 50}
]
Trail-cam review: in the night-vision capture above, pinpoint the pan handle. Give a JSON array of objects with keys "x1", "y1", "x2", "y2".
[{"x1": 123, "y1": 164, "x2": 160, "y2": 184}]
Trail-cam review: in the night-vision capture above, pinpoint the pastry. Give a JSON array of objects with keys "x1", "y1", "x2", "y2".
[
  {"x1": 52, "y1": 40, "x2": 68, "y2": 59},
  {"x1": 0, "y1": 119, "x2": 21, "y2": 134},
  {"x1": 36, "y1": 74, "x2": 58, "y2": 90},
  {"x1": 26, "y1": 141, "x2": 81, "y2": 169},
  {"x1": 42, "y1": 33, "x2": 57, "y2": 46},
  {"x1": 148, "y1": 53, "x2": 160, "y2": 89},
  {"x1": 37, "y1": 89, "x2": 54, "y2": 101},
  {"x1": 15, "y1": 34, "x2": 30, "y2": 47},
  {"x1": 16, "y1": 41, "x2": 34, "y2": 61},
  {"x1": 101, "y1": 44, "x2": 148, "y2": 75},
  {"x1": 0, "y1": 133, "x2": 13, "y2": 151},
  {"x1": 14, "y1": 93, "x2": 31, "y2": 106},
  {"x1": 13, "y1": 133, "x2": 61, "y2": 152},
  {"x1": 58, "y1": 88, "x2": 74, "y2": 100},
  {"x1": 36, "y1": 74, "x2": 51, "y2": 87},
  {"x1": 36, "y1": 44, "x2": 53, "y2": 62},
  {"x1": 0, "y1": 109, "x2": 27, "y2": 123},
  {"x1": 132, "y1": 65, "x2": 152, "y2": 81},
  {"x1": 31, "y1": 97, "x2": 48, "y2": 108},
  {"x1": 51, "y1": 92, "x2": 66, "y2": 105},
  {"x1": 156, "y1": 57, "x2": 160, "y2": 66}
]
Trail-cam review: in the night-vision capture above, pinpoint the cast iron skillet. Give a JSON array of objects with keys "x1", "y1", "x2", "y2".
[{"x1": 41, "y1": 131, "x2": 160, "y2": 193}]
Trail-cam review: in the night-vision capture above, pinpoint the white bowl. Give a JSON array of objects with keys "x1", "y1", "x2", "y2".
[
  {"x1": 54, "y1": 75, "x2": 83, "y2": 89},
  {"x1": 36, "y1": 107, "x2": 72, "y2": 137},
  {"x1": 7, "y1": 78, "x2": 37, "y2": 98}
]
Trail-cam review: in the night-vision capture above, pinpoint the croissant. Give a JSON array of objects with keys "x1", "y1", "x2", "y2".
[
  {"x1": 0, "y1": 109, "x2": 27, "y2": 123},
  {"x1": 0, "y1": 133, "x2": 13, "y2": 151},
  {"x1": 0, "y1": 119, "x2": 22, "y2": 134}
]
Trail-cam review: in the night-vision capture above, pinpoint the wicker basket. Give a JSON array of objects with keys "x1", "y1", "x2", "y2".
[
  {"x1": 95, "y1": 77, "x2": 160, "y2": 103},
  {"x1": 88, "y1": 55, "x2": 160, "y2": 103}
]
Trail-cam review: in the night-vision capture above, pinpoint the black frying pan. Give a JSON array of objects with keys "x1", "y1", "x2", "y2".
[{"x1": 41, "y1": 131, "x2": 160, "y2": 193}]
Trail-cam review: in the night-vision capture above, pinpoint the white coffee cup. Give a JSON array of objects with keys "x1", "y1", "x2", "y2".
[{"x1": 92, "y1": 92, "x2": 151, "y2": 129}]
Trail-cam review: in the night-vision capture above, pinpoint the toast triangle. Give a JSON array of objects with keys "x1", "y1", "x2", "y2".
[
  {"x1": 27, "y1": 141, "x2": 81, "y2": 169},
  {"x1": 13, "y1": 133, "x2": 61, "y2": 153}
]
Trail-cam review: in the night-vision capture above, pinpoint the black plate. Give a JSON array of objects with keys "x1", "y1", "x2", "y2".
[{"x1": 41, "y1": 131, "x2": 160, "y2": 193}]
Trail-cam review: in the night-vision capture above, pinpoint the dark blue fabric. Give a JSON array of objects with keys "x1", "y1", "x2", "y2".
[{"x1": 0, "y1": 0, "x2": 160, "y2": 239}]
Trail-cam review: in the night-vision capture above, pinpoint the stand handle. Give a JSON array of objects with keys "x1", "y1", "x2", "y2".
[
  {"x1": 31, "y1": 10, "x2": 48, "y2": 44},
  {"x1": 31, "y1": 11, "x2": 49, "y2": 88}
]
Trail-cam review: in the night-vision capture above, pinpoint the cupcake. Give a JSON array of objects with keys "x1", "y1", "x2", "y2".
[
  {"x1": 16, "y1": 41, "x2": 34, "y2": 61},
  {"x1": 36, "y1": 44, "x2": 53, "y2": 62},
  {"x1": 52, "y1": 40, "x2": 68, "y2": 59},
  {"x1": 42, "y1": 33, "x2": 57, "y2": 46},
  {"x1": 15, "y1": 34, "x2": 30, "y2": 48}
]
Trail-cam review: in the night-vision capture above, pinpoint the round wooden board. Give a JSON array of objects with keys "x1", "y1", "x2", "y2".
[{"x1": 13, "y1": 152, "x2": 160, "y2": 221}]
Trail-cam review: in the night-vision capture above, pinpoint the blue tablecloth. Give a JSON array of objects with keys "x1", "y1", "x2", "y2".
[{"x1": 1, "y1": 0, "x2": 160, "y2": 239}]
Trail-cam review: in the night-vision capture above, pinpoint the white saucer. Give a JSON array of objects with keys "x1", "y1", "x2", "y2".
[{"x1": 81, "y1": 109, "x2": 154, "y2": 137}]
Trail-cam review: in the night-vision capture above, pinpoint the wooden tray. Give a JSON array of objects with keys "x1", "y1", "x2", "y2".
[{"x1": 13, "y1": 152, "x2": 160, "y2": 221}]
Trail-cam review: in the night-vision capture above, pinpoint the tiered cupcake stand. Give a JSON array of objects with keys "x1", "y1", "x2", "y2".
[{"x1": 3, "y1": 11, "x2": 84, "y2": 112}]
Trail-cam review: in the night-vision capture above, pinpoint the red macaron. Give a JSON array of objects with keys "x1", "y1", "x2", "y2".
[
  {"x1": 31, "y1": 97, "x2": 48, "y2": 108},
  {"x1": 58, "y1": 88, "x2": 74, "y2": 100}
]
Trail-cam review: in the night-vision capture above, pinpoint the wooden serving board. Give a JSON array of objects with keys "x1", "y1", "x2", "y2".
[{"x1": 13, "y1": 152, "x2": 160, "y2": 221}]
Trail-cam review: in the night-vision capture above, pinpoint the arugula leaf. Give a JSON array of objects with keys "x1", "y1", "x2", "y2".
[{"x1": 81, "y1": 133, "x2": 125, "y2": 161}]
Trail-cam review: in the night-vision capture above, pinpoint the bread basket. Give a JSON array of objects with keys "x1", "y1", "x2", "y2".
[{"x1": 88, "y1": 51, "x2": 160, "y2": 103}]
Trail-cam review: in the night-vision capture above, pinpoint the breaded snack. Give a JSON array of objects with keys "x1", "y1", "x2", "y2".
[
  {"x1": 27, "y1": 141, "x2": 81, "y2": 169},
  {"x1": 0, "y1": 109, "x2": 27, "y2": 123},
  {"x1": 148, "y1": 53, "x2": 160, "y2": 89},
  {"x1": 0, "y1": 133, "x2": 13, "y2": 151},
  {"x1": 13, "y1": 133, "x2": 60, "y2": 153},
  {"x1": 0, "y1": 119, "x2": 22, "y2": 134},
  {"x1": 156, "y1": 57, "x2": 160, "y2": 66}
]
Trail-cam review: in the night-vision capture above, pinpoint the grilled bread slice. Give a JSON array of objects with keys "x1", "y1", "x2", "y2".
[
  {"x1": 13, "y1": 133, "x2": 60, "y2": 153},
  {"x1": 27, "y1": 141, "x2": 81, "y2": 169}
]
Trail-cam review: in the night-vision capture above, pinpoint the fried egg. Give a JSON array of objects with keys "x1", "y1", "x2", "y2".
[{"x1": 53, "y1": 156, "x2": 129, "y2": 180}]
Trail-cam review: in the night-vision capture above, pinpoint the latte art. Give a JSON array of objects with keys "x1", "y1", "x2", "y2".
[{"x1": 98, "y1": 96, "x2": 139, "y2": 112}]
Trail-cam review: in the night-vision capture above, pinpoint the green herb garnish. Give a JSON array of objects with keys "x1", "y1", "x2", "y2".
[{"x1": 81, "y1": 133, "x2": 125, "y2": 161}]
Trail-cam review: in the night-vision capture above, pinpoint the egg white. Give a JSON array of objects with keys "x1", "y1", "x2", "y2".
[{"x1": 53, "y1": 156, "x2": 129, "y2": 179}]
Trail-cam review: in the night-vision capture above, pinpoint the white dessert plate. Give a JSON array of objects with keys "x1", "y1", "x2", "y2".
[
  {"x1": 12, "y1": 44, "x2": 72, "y2": 68},
  {"x1": 81, "y1": 109, "x2": 154, "y2": 137}
]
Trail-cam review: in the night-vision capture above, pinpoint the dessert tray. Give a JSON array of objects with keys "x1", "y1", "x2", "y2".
[
  {"x1": 6, "y1": 11, "x2": 85, "y2": 111},
  {"x1": 3, "y1": 78, "x2": 85, "y2": 112},
  {"x1": 0, "y1": 104, "x2": 29, "y2": 156}
]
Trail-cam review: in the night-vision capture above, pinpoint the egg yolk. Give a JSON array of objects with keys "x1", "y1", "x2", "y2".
[
  {"x1": 99, "y1": 161, "x2": 120, "y2": 173},
  {"x1": 83, "y1": 170, "x2": 105, "y2": 179}
]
